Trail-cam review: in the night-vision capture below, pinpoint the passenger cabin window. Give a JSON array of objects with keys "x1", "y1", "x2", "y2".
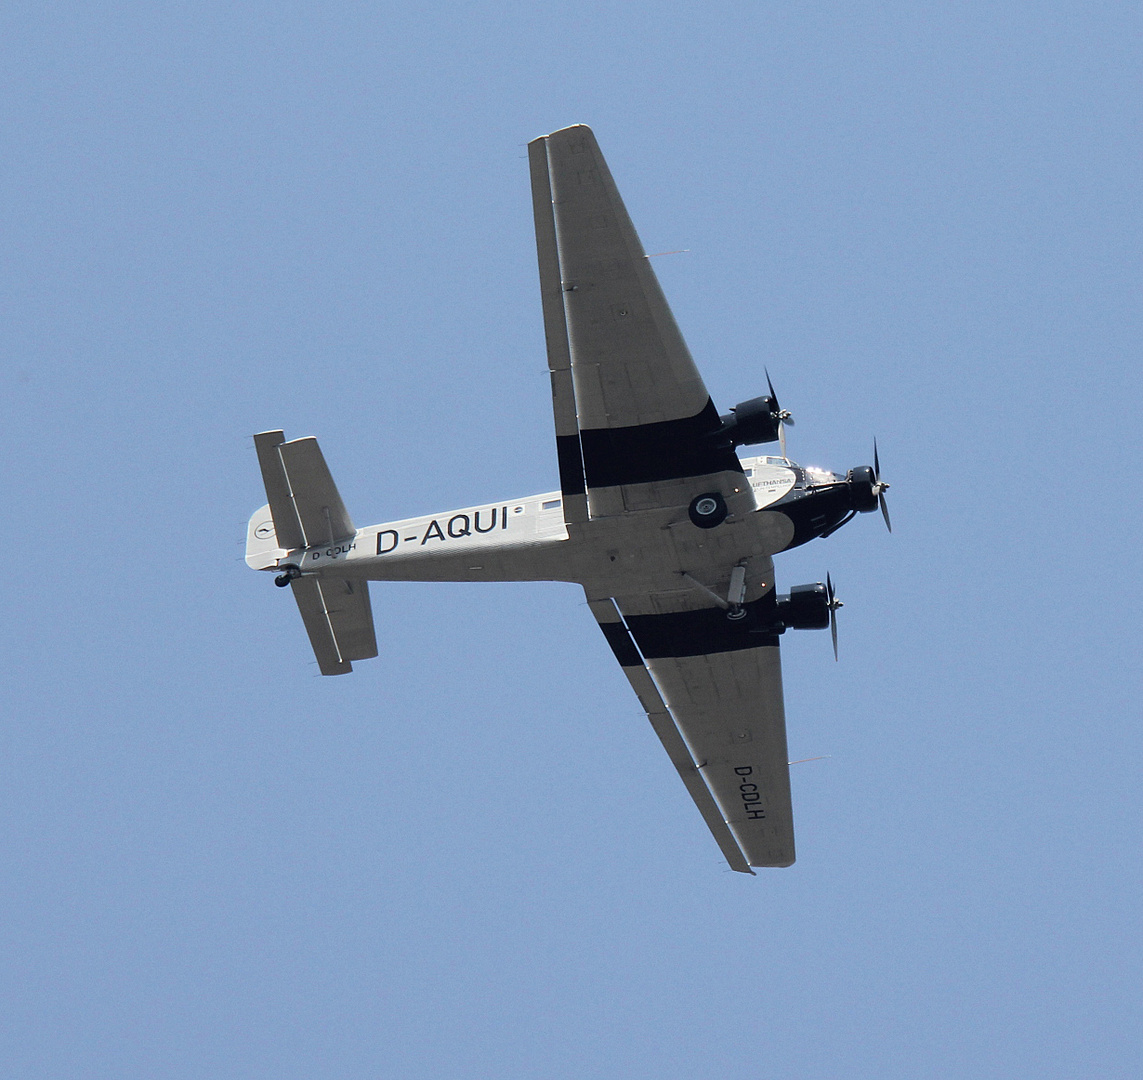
[{"x1": 542, "y1": 499, "x2": 562, "y2": 510}]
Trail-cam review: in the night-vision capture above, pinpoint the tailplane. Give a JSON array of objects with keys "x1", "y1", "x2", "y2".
[{"x1": 248, "y1": 430, "x2": 377, "y2": 675}]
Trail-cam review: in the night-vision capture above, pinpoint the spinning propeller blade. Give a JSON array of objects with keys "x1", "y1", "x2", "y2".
[
  {"x1": 826, "y1": 573, "x2": 843, "y2": 662},
  {"x1": 765, "y1": 368, "x2": 794, "y2": 459},
  {"x1": 873, "y1": 438, "x2": 892, "y2": 533}
]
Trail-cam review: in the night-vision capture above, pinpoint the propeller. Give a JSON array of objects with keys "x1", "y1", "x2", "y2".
[
  {"x1": 826, "y1": 573, "x2": 843, "y2": 661},
  {"x1": 873, "y1": 439, "x2": 892, "y2": 533},
  {"x1": 765, "y1": 368, "x2": 794, "y2": 459}
]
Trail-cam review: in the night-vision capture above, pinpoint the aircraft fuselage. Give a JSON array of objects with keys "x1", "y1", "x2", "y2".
[{"x1": 253, "y1": 455, "x2": 870, "y2": 603}]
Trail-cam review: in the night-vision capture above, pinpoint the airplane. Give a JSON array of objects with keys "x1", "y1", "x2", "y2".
[{"x1": 245, "y1": 125, "x2": 890, "y2": 873}]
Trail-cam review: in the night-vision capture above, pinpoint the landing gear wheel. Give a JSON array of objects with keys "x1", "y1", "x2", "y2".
[
  {"x1": 274, "y1": 565, "x2": 301, "y2": 588},
  {"x1": 688, "y1": 491, "x2": 728, "y2": 530},
  {"x1": 726, "y1": 606, "x2": 749, "y2": 622}
]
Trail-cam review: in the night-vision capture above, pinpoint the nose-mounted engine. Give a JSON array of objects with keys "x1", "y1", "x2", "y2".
[
  {"x1": 846, "y1": 466, "x2": 880, "y2": 511},
  {"x1": 844, "y1": 441, "x2": 892, "y2": 531}
]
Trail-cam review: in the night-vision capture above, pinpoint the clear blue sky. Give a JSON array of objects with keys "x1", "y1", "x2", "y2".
[{"x1": 3, "y1": 3, "x2": 1141, "y2": 1077}]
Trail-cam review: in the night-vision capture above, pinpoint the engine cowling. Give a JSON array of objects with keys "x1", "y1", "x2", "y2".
[
  {"x1": 715, "y1": 395, "x2": 781, "y2": 448},
  {"x1": 846, "y1": 465, "x2": 879, "y2": 512},
  {"x1": 776, "y1": 583, "x2": 830, "y2": 630}
]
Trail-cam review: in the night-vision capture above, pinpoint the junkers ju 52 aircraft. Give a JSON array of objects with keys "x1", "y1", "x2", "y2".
[{"x1": 246, "y1": 125, "x2": 890, "y2": 873}]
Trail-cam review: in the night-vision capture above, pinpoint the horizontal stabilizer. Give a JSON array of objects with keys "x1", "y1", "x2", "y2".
[
  {"x1": 291, "y1": 575, "x2": 378, "y2": 676},
  {"x1": 252, "y1": 429, "x2": 376, "y2": 676},
  {"x1": 254, "y1": 431, "x2": 304, "y2": 550},
  {"x1": 279, "y1": 437, "x2": 355, "y2": 546},
  {"x1": 253, "y1": 430, "x2": 355, "y2": 550}
]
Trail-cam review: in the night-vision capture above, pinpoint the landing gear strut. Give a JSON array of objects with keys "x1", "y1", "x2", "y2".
[{"x1": 725, "y1": 563, "x2": 748, "y2": 620}]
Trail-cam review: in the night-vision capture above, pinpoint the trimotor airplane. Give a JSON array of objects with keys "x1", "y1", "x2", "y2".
[{"x1": 245, "y1": 125, "x2": 889, "y2": 873}]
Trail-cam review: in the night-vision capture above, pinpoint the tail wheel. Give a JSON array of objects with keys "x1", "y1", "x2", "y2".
[{"x1": 274, "y1": 564, "x2": 301, "y2": 588}]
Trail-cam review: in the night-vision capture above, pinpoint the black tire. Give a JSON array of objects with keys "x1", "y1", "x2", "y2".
[
  {"x1": 688, "y1": 491, "x2": 728, "y2": 529},
  {"x1": 275, "y1": 564, "x2": 300, "y2": 588}
]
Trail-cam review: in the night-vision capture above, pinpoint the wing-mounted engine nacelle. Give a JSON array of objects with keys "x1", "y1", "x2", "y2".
[
  {"x1": 776, "y1": 583, "x2": 831, "y2": 630},
  {"x1": 714, "y1": 395, "x2": 782, "y2": 448}
]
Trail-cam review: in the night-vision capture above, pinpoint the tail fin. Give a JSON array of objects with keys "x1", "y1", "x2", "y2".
[
  {"x1": 249, "y1": 430, "x2": 377, "y2": 675},
  {"x1": 246, "y1": 503, "x2": 285, "y2": 570}
]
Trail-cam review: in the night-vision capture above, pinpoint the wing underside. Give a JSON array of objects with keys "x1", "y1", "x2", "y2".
[
  {"x1": 529, "y1": 125, "x2": 746, "y2": 522},
  {"x1": 587, "y1": 590, "x2": 795, "y2": 871}
]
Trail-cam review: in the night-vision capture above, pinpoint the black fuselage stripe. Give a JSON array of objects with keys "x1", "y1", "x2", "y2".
[
  {"x1": 577, "y1": 398, "x2": 743, "y2": 488},
  {"x1": 625, "y1": 594, "x2": 781, "y2": 658}
]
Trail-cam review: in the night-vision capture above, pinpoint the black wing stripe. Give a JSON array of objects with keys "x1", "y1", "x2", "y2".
[
  {"x1": 578, "y1": 398, "x2": 742, "y2": 488},
  {"x1": 555, "y1": 433, "x2": 588, "y2": 498},
  {"x1": 625, "y1": 594, "x2": 781, "y2": 659},
  {"x1": 596, "y1": 616, "x2": 644, "y2": 668}
]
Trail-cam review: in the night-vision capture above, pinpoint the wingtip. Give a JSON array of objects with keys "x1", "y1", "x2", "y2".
[{"x1": 532, "y1": 123, "x2": 595, "y2": 144}]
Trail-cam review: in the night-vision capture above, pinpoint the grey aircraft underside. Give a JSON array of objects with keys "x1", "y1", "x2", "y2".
[{"x1": 245, "y1": 125, "x2": 889, "y2": 873}]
